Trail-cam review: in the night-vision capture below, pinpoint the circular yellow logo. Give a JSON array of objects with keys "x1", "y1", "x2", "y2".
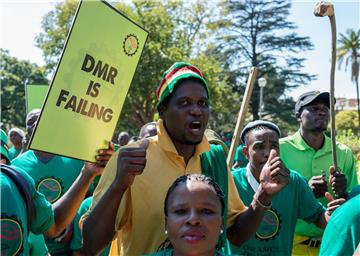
[
  {"x1": 255, "y1": 209, "x2": 281, "y2": 241},
  {"x1": 1, "y1": 216, "x2": 23, "y2": 255},
  {"x1": 123, "y1": 34, "x2": 139, "y2": 56},
  {"x1": 37, "y1": 178, "x2": 62, "y2": 203}
]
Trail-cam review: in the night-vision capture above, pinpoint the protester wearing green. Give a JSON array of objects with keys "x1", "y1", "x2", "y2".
[
  {"x1": 8, "y1": 127, "x2": 25, "y2": 160},
  {"x1": 12, "y1": 151, "x2": 84, "y2": 203},
  {"x1": 147, "y1": 248, "x2": 234, "y2": 256},
  {"x1": 11, "y1": 109, "x2": 89, "y2": 255},
  {"x1": 28, "y1": 233, "x2": 49, "y2": 256},
  {"x1": 11, "y1": 149, "x2": 84, "y2": 255},
  {"x1": 146, "y1": 174, "x2": 237, "y2": 256},
  {"x1": 279, "y1": 91, "x2": 358, "y2": 255},
  {"x1": 71, "y1": 197, "x2": 111, "y2": 255},
  {"x1": 1, "y1": 165, "x2": 54, "y2": 256},
  {"x1": 1, "y1": 129, "x2": 10, "y2": 164},
  {"x1": 1, "y1": 129, "x2": 113, "y2": 255},
  {"x1": 232, "y1": 144, "x2": 248, "y2": 169},
  {"x1": 2, "y1": 129, "x2": 49, "y2": 255},
  {"x1": 230, "y1": 120, "x2": 344, "y2": 256},
  {"x1": 320, "y1": 193, "x2": 360, "y2": 256},
  {"x1": 83, "y1": 62, "x2": 289, "y2": 255}
]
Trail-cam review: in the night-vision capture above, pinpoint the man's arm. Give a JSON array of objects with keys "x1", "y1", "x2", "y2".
[
  {"x1": 83, "y1": 140, "x2": 149, "y2": 255},
  {"x1": 227, "y1": 184, "x2": 273, "y2": 244},
  {"x1": 44, "y1": 147, "x2": 113, "y2": 238},
  {"x1": 228, "y1": 149, "x2": 290, "y2": 245}
]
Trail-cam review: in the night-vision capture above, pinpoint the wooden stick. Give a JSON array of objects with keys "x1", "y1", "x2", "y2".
[
  {"x1": 314, "y1": 1, "x2": 338, "y2": 170},
  {"x1": 227, "y1": 67, "x2": 258, "y2": 169},
  {"x1": 329, "y1": 14, "x2": 338, "y2": 170}
]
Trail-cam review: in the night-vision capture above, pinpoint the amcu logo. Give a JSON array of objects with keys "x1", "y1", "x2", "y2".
[
  {"x1": 123, "y1": 34, "x2": 139, "y2": 56},
  {"x1": 255, "y1": 209, "x2": 281, "y2": 241},
  {"x1": 1, "y1": 214, "x2": 23, "y2": 256},
  {"x1": 37, "y1": 177, "x2": 63, "y2": 203}
]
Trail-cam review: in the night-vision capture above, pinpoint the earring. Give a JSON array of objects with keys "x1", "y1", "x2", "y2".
[
  {"x1": 165, "y1": 230, "x2": 168, "y2": 235},
  {"x1": 220, "y1": 229, "x2": 223, "y2": 234}
]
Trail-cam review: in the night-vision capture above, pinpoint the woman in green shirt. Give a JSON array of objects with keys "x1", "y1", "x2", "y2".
[{"x1": 148, "y1": 174, "x2": 234, "y2": 256}]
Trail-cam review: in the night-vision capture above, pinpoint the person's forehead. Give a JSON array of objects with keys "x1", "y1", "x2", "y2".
[
  {"x1": 171, "y1": 181, "x2": 217, "y2": 198},
  {"x1": 248, "y1": 129, "x2": 279, "y2": 142},
  {"x1": 304, "y1": 99, "x2": 328, "y2": 108},
  {"x1": 168, "y1": 183, "x2": 221, "y2": 208},
  {"x1": 171, "y1": 79, "x2": 208, "y2": 99}
]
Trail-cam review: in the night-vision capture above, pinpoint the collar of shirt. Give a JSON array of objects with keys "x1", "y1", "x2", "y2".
[
  {"x1": 156, "y1": 119, "x2": 211, "y2": 157},
  {"x1": 292, "y1": 130, "x2": 332, "y2": 154},
  {"x1": 246, "y1": 163, "x2": 259, "y2": 193}
]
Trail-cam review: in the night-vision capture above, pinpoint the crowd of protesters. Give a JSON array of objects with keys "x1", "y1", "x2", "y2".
[{"x1": 1, "y1": 62, "x2": 359, "y2": 256}]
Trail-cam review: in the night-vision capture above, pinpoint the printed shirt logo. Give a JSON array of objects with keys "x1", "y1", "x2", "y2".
[
  {"x1": 1, "y1": 214, "x2": 23, "y2": 256},
  {"x1": 123, "y1": 34, "x2": 139, "y2": 56},
  {"x1": 37, "y1": 177, "x2": 63, "y2": 203},
  {"x1": 255, "y1": 209, "x2": 281, "y2": 241}
]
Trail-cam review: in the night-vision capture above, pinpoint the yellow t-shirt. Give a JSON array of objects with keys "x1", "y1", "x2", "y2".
[{"x1": 87, "y1": 120, "x2": 245, "y2": 255}]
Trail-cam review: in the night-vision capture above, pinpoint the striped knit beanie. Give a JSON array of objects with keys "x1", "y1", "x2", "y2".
[{"x1": 156, "y1": 62, "x2": 210, "y2": 109}]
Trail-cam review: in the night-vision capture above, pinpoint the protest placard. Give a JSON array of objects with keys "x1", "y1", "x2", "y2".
[
  {"x1": 26, "y1": 84, "x2": 49, "y2": 113},
  {"x1": 29, "y1": 0, "x2": 148, "y2": 162}
]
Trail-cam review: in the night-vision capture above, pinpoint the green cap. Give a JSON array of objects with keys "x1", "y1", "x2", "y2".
[{"x1": 1, "y1": 129, "x2": 10, "y2": 164}]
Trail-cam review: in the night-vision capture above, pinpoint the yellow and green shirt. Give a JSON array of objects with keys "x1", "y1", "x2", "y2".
[{"x1": 86, "y1": 119, "x2": 246, "y2": 255}]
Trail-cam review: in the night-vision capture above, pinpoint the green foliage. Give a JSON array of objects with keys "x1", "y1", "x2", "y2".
[
  {"x1": 35, "y1": 0, "x2": 236, "y2": 136},
  {"x1": 213, "y1": 0, "x2": 315, "y2": 124},
  {"x1": 337, "y1": 29, "x2": 360, "y2": 81},
  {"x1": 336, "y1": 129, "x2": 360, "y2": 162},
  {"x1": 336, "y1": 29, "x2": 360, "y2": 133},
  {"x1": 35, "y1": 0, "x2": 78, "y2": 72},
  {"x1": 0, "y1": 49, "x2": 48, "y2": 130},
  {"x1": 336, "y1": 110, "x2": 359, "y2": 135}
]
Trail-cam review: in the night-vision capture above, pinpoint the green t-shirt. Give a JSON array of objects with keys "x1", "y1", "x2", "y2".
[
  {"x1": 233, "y1": 144, "x2": 248, "y2": 168},
  {"x1": 70, "y1": 197, "x2": 110, "y2": 256},
  {"x1": 1, "y1": 166, "x2": 54, "y2": 256},
  {"x1": 230, "y1": 168, "x2": 324, "y2": 256},
  {"x1": 11, "y1": 150, "x2": 84, "y2": 254},
  {"x1": 8, "y1": 146, "x2": 23, "y2": 160},
  {"x1": 28, "y1": 232, "x2": 48, "y2": 256},
  {"x1": 145, "y1": 248, "x2": 236, "y2": 255},
  {"x1": 320, "y1": 194, "x2": 360, "y2": 256},
  {"x1": 280, "y1": 130, "x2": 359, "y2": 237}
]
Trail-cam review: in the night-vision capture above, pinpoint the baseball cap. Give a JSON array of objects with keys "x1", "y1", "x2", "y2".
[{"x1": 295, "y1": 91, "x2": 330, "y2": 113}]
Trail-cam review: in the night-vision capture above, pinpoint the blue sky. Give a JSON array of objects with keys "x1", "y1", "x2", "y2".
[{"x1": 1, "y1": 0, "x2": 359, "y2": 100}]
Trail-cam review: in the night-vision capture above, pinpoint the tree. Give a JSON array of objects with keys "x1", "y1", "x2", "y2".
[
  {"x1": 337, "y1": 29, "x2": 360, "y2": 134},
  {"x1": 0, "y1": 49, "x2": 48, "y2": 130},
  {"x1": 35, "y1": 0, "x2": 236, "y2": 136},
  {"x1": 335, "y1": 110, "x2": 359, "y2": 136},
  {"x1": 213, "y1": 0, "x2": 315, "y2": 124}
]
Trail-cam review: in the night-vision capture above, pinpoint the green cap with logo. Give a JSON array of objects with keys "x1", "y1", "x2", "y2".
[{"x1": 1, "y1": 129, "x2": 10, "y2": 164}]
